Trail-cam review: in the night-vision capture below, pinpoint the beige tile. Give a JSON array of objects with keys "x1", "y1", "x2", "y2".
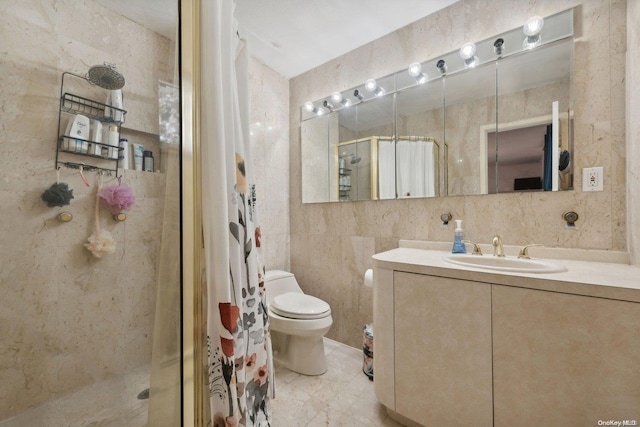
[
  {"x1": 0, "y1": 0, "x2": 173, "y2": 421},
  {"x1": 272, "y1": 338, "x2": 389, "y2": 427}
]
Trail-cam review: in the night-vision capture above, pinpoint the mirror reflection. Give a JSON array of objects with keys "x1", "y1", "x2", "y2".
[
  {"x1": 445, "y1": 62, "x2": 496, "y2": 196},
  {"x1": 345, "y1": 95, "x2": 394, "y2": 201},
  {"x1": 491, "y1": 39, "x2": 573, "y2": 193},
  {"x1": 301, "y1": 114, "x2": 330, "y2": 203},
  {"x1": 300, "y1": 8, "x2": 574, "y2": 203},
  {"x1": 395, "y1": 79, "x2": 444, "y2": 198}
]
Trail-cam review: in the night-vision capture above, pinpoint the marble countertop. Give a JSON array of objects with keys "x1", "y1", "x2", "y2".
[{"x1": 372, "y1": 241, "x2": 640, "y2": 303}]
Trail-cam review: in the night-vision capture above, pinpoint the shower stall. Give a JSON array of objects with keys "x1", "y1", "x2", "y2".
[{"x1": 0, "y1": 1, "x2": 186, "y2": 425}]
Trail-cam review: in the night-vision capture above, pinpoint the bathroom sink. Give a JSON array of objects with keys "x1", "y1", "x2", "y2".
[{"x1": 443, "y1": 254, "x2": 567, "y2": 274}]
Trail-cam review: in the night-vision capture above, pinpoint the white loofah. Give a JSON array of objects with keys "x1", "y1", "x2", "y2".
[
  {"x1": 85, "y1": 229, "x2": 116, "y2": 258},
  {"x1": 85, "y1": 176, "x2": 116, "y2": 258}
]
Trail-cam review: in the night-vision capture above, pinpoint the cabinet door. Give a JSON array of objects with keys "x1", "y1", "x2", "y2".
[
  {"x1": 493, "y1": 286, "x2": 640, "y2": 426},
  {"x1": 394, "y1": 272, "x2": 493, "y2": 426}
]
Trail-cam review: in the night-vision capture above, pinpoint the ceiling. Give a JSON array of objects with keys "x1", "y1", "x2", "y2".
[
  {"x1": 234, "y1": 0, "x2": 460, "y2": 78},
  {"x1": 95, "y1": 0, "x2": 460, "y2": 79}
]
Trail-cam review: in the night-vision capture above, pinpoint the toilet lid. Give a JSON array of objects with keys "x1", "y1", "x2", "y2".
[{"x1": 270, "y1": 292, "x2": 331, "y2": 319}]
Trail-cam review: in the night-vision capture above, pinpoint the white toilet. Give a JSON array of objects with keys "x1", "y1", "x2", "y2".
[{"x1": 264, "y1": 270, "x2": 333, "y2": 375}]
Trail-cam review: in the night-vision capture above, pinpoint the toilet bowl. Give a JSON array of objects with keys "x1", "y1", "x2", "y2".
[{"x1": 264, "y1": 270, "x2": 333, "y2": 375}]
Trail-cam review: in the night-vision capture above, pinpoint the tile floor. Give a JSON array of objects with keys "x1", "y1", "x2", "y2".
[
  {"x1": 271, "y1": 338, "x2": 402, "y2": 426},
  {"x1": 0, "y1": 339, "x2": 400, "y2": 426}
]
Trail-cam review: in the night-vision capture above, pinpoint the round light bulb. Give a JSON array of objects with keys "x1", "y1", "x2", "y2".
[
  {"x1": 408, "y1": 62, "x2": 422, "y2": 77},
  {"x1": 365, "y1": 79, "x2": 377, "y2": 92},
  {"x1": 459, "y1": 42, "x2": 477, "y2": 60},
  {"x1": 523, "y1": 16, "x2": 544, "y2": 36},
  {"x1": 304, "y1": 101, "x2": 314, "y2": 112},
  {"x1": 331, "y1": 92, "x2": 343, "y2": 103}
]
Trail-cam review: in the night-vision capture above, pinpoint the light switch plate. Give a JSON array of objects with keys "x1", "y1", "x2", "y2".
[{"x1": 582, "y1": 167, "x2": 603, "y2": 191}]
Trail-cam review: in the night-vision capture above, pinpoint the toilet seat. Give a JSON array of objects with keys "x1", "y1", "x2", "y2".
[{"x1": 270, "y1": 292, "x2": 330, "y2": 320}]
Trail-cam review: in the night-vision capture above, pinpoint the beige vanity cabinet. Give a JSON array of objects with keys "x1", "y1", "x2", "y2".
[
  {"x1": 492, "y1": 285, "x2": 640, "y2": 426},
  {"x1": 374, "y1": 266, "x2": 640, "y2": 427},
  {"x1": 375, "y1": 270, "x2": 493, "y2": 426}
]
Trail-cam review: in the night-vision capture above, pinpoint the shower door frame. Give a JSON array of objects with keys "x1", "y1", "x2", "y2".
[
  {"x1": 334, "y1": 136, "x2": 380, "y2": 201},
  {"x1": 181, "y1": 0, "x2": 206, "y2": 425}
]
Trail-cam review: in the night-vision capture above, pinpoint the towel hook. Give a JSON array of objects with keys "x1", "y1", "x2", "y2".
[
  {"x1": 440, "y1": 212, "x2": 453, "y2": 225},
  {"x1": 562, "y1": 211, "x2": 579, "y2": 228}
]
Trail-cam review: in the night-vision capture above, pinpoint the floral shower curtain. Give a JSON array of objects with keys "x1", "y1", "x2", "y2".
[{"x1": 200, "y1": 1, "x2": 273, "y2": 426}]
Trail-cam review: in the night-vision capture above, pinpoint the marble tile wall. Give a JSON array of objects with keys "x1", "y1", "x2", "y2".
[
  {"x1": 249, "y1": 58, "x2": 291, "y2": 271},
  {"x1": 0, "y1": 0, "x2": 175, "y2": 420},
  {"x1": 289, "y1": 0, "x2": 630, "y2": 348},
  {"x1": 627, "y1": 0, "x2": 640, "y2": 266}
]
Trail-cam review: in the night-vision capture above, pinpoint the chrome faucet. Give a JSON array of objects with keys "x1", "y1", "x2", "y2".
[{"x1": 492, "y1": 235, "x2": 505, "y2": 257}]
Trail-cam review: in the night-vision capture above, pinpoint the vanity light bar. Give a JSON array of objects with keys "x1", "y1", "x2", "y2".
[
  {"x1": 303, "y1": 12, "x2": 564, "y2": 117},
  {"x1": 494, "y1": 38, "x2": 505, "y2": 56},
  {"x1": 322, "y1": 100, "x2": 334, "y2": 112},
  {"x1": 331, "y1": 91, "x2": 352, "y2": 107},
  {"x1": 365, "y1": 79, "x2": 386, "y2": 96},
  {"x1": 303, "y1": 101, "x2": 325, "y2": 116},
  {"x1": 407, "y1": 62, "x2": 428, "y2": 84},
  {"x1": 459, "y1": 42, "x2": 478, "y2": 68},
  {"x1": 303, "y1": 92, "x2": 355, "y2": 116},
  {"x1": 303, "y1": 101, "x2": 314, "y2": 112},
  {"x1": 523, "y1": 15, "x2": 544, "y2": 49}
]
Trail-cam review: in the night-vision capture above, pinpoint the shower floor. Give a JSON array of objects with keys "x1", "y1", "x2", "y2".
[
  {"x1": 0, "y1": 364, "x2": 150, "y2": 427},
  {"x1": 1, "y1": 339, "x2": 400, "y2": 426}
]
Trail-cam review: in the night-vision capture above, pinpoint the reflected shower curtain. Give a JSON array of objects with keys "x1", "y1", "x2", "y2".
[
  {"x1": 201, "y1": 1, "x2": 273, "y2": 426},
  {"x1": 396, "y1": 139, "x2": 436, "y2": 198},
  {"x1": 378, "y1": 139, "x2": 396, "y2": 199}
]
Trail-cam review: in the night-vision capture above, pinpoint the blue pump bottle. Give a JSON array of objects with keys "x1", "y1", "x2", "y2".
[{"x1": 451, "y1": 219, "x2": 467, "y2": 254}]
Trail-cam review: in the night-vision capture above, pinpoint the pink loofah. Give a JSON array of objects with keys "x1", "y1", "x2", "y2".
[{"x1": 98, "y1": 183, "x2": 136, "y2": 214}]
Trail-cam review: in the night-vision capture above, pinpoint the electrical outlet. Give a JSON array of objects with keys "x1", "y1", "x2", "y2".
[{"x1": 582, "y1": 167, "x2": 603, "y2": 191}]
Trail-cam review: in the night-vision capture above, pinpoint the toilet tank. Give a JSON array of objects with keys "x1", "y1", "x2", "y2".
[{"x1": 264, "y1": 270, "x2": 303, "y2": 304}]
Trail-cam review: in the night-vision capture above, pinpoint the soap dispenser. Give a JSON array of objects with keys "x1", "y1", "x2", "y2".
[{"x1": 451, "y1": 220, "x2": 467, "y2": 254}]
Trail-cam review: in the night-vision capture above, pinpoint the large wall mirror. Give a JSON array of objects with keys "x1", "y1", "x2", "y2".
[{"x1": 300, "y1": 8, "x2": 574, "y2": 203}]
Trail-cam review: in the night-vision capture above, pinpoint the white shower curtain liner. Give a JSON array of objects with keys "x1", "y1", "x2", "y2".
[
  {"x1": 379, "y1": 139, "x2": 437, "y2": 199},
  {"x1": 396, "y1": 139, "x2": 436, "y2": 198},
  {"x1": 200, "y1": 1, "x2": 273, "y2": 426},
  {"x1": 378, "y1": 139, "x2": 396, "y2": 199}
]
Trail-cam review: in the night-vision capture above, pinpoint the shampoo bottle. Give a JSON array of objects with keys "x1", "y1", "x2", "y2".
[
  {"x1": 119, "y1": 138, "x2": 129, "y2": 170},
  {"x1": 104, "y1": 91, "x2": 113, "y2": 120},
  {"x1": 451, "y1": 219, "x2": 467, "y2": 254},
  {"x1": 143, "y1": 150, "x2": 154, "y2": 172},
  {"x1": 64, "y1": 114, "x2": 90, "y2": 153},
  {"x1": 90, "y1": 119, "x2": 103, "y2": 155},
  {"x1": 108, "y1": 125, "x2": 119, "y2": 159},
  {"x1": 110, "y1": 89, "x2": 124, "y2": 122},
  {"x1": 132, "y1": 143, "x2": 144, "y2": 171}
]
